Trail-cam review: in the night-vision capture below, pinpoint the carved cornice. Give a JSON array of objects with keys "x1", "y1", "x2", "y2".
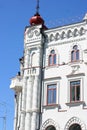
[
  {"x1": 45, "y1": 24, "x2": 86, "y2": 45},
  {"x1": 47, "y1": 37, "x2": 86, "y2": 47}
]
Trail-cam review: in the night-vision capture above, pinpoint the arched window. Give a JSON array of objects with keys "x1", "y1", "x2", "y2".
[
  {"x1": 46, "y1": 125, "x2": 56, "y2": 130},
  {"x1": 71, "y1": 45, "x2": 79, "y2": 62},
  {"x1": 49, "y1": 50, "x2": 56, "y2": 65},
  {"x1": 69, "y1": 123, "x2": 81, "y2": 130}
]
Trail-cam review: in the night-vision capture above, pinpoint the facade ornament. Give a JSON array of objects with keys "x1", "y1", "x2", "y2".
[
  {"x1": 41, "y1": 119, "x2": 60, "y2": 130},
  {"x1": 64, "y1": 117, "x2": 86, "y2": 130},
  {"x1": 27, "y1": 26, "x2": 40, "y2": 38}
]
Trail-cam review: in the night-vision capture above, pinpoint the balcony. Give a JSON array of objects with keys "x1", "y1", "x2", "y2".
[{"x1": 10, "y1": 76, "x2": 23, "y2": 92}]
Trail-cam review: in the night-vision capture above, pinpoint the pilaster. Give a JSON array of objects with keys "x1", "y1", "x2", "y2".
[
  {"x1": 31, "y1": 75, "x2": 39, "y2": 130},
  {"x1": 25, "y1": 76, "x2": 33, "y2": 130},
  {"x1": 19, "y1": 77, "x2": 27, "y2": 130}
]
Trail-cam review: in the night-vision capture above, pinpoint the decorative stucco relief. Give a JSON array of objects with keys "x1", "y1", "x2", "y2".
[{"x1": 64, "y1": 116, "x2": 86, "y2": 130}]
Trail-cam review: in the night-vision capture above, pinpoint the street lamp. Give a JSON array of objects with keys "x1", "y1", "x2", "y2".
[{"x1": 0, "y1": 102, "x2": 7, "y2": 130}]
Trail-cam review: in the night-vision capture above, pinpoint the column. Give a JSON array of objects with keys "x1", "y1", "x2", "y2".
[
  {"x1": 31, "y1": 75, "x2": 39, "y2": 130},
  {"x1": 19, "y1": 77, "x2": 27, "y2": 130},
  {"x1": 24, "y1": 49, "x2": 29, "y2": 75},
  {"x1": 25, "y1": 76, "x2": 33, "y2": 130},
  {"x1": 17, "y1": 92, "x2": 22, "y2": 129},
  {"x1": 37, "y1": 46, "x2": 42, "y2": 66},
  {"x1": 20, "y1": 48, "x2": 30, "y2": 130}
]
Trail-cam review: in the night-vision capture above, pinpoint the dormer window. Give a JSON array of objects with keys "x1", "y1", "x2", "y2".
[
  {"x1": 71, "y1": 45, "x2": 79, "y2": 62},
  {"x1": 49, "y1": 50, "x2": 56, "y2": 66}
]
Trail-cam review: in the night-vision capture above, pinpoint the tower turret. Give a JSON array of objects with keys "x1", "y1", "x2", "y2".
[{"x1": 29, "y1": 0, "x2": 47, "y2": 29}]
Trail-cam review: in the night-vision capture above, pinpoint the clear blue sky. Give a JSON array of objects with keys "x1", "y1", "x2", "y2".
[{"x1": 0, "y1": 0, "x2": 87, "y2": 130}]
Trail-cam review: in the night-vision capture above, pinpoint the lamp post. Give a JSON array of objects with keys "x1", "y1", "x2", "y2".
[{"x1": 0, "y1": 102, "x2": 7, "y2": 130}]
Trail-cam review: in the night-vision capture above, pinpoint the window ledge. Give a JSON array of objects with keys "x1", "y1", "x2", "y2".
[
  {"x1": 43, "y1": 104, "x2": 59, "y2": 109},
  {"x1": 46, "y1": 65, "x2": 58, "y2": 69},
  {"x1": 66, "y1": 101, "x2": 84, "y2": 106},
  {"x1": 68, "y1": 60, "x2": 83, "y2": 66}
]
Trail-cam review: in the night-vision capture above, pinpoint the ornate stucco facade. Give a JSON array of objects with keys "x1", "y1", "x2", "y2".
[{"x1": 10, "y1": 13, "x2": 87, "y2": 130}]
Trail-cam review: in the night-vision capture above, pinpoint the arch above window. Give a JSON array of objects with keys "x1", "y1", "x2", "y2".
[{"x1": 64, "y1": 117, "x2": 86, "y2": 130}]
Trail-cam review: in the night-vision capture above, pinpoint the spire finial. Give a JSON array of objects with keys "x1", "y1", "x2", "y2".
[{"x1": 36, "y1": 0, "x2": 39, "y2": 13}]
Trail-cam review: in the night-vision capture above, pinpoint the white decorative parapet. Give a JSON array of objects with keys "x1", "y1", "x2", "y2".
[{"x1": 10, "y1": 76, "x2": 23, "y2": 92}]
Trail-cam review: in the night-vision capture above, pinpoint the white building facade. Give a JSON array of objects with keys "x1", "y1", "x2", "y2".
[{"x1": 10, "y1": 12, "x2": 87, "y2": 130}]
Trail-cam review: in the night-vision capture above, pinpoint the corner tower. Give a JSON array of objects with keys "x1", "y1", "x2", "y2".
[{"x1": 10, "y1": 1, "x2": 47, "y2": 130}]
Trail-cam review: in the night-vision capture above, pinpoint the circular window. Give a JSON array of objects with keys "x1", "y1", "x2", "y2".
[
  {"x1": 69, "y1": 124, "x2": 81, "y2": 130},
  {"x1": 46, "y1": 125, "x2": 56, "y2": 130}
]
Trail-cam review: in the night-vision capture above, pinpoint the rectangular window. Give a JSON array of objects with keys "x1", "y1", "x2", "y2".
[
  {"x1": 70, "y1": 80, "x2": 80, "y2": 102},
  {"x1": 47, "y1": 84, "x2": 56, "y2": 105}
]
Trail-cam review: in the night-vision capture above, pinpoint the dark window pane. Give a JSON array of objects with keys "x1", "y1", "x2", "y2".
[
  {"x1": 76, "y1": 50, "x2": 79, "y2": 60},
  {"x1": 53, "y1": 54, "x2": 56, "y2": 64},
  {"x1": 46, "y1": 126, "x2": 56, "y2": 130},
  {"x1": 76, "y1": 86, "x2": 80, "y2": 100},
  {"x1": 48, "y1": 90, "x2": 52, "y2": 104},
  {"x1": 53, "y1": 89, "x2": 56, "y2": 103},
  {"x1": 69, "y1": 124, "x2": 81, "y2": 130},
  {"x1": 71, "y1": 51, "x2": 74, "y2": 61},
  {"x1": 49, "y1": 55, "x2": 52, "y2": 65},
  {"x1": 71, "y1": 86, "x2": 75, "y2": 101}
]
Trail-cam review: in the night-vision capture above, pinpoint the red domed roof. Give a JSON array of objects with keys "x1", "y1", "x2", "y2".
[{"x1": 30, "y1": 13, "x2": 44, "y2": 25}]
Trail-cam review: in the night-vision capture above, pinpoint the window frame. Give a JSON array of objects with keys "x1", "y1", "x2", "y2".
[
  {"x1": 70, "y1": 80, "x2": 80, "y2": 102},
  {"x1": 66, "y1": 74, "x2": 84, "y2": 105},
  {"x1": 43, "y1": 78, "x2": 60, "y2": 107},
  {"x1": 47, "y1": 84, "x2": 56, "y2": 105}
]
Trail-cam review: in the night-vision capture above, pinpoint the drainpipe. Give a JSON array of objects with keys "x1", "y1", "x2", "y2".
[{"x1": 38, "y1": 27, "x2": 46, "y2": 130}]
